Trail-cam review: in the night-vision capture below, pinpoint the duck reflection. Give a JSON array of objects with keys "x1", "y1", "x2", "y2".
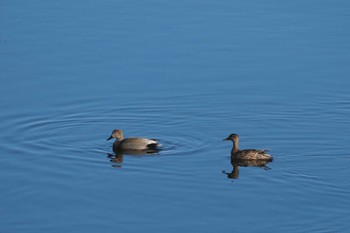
[
  {"x1": 223, "y1": 158, "x2": 240, "y2": 179},
  {"x1": 107, "y1": 148, "x2": 159, "y2": 167},
  {"x1": 223, "y1": 156, "x2": 272, "y2": 179},
  {"x1": 107, "y1": 153, "x2": 124, "y2": 164}
]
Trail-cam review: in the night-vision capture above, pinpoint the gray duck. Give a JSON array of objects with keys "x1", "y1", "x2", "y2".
[{"x1": 107, "y1": 129, "x2": 159, "y2": 152}]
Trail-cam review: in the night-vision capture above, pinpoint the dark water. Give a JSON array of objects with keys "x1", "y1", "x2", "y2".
[{"x1": 1, "y1": 1, "x2": 350, "y2": 232}]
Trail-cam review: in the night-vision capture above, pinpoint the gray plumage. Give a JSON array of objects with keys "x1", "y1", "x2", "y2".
[{"x1": 107, "y1": 129, "x2": 159, "y2": 151}]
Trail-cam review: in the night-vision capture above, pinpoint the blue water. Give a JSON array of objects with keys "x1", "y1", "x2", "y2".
[{"x1": 1, "y1": 1, "x2": 350, "y2": 232}]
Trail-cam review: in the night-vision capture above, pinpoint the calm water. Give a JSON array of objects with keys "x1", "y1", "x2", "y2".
[{"x1": 1, "y1": 1, "x2": 350, "y2": 232}]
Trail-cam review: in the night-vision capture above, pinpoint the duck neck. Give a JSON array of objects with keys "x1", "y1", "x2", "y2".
[
  {"x1": 114, "y1": 138, "x2": 122, "y2": 148},
  {"x1": 232, "y1": 140, "x2": 239, "y2": 153}
]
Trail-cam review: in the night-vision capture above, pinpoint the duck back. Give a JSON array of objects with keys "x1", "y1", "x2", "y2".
[
  {"x1": 232, "y1": 149, "x2": 272, "y2": 161},
  {"x1": 114, "y1": 138, "x2": 158, "y2": 151}
]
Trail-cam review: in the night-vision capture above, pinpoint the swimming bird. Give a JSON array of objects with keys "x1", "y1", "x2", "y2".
[
  {"x1": 223, "y1": 133, "x2": 273, "y2": 161},
  {"x1": 107, "y1": 129, "x2": 159, "y2": 152}
]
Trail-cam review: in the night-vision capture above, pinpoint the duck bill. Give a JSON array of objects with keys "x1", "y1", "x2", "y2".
[
  {"x1": 107, "y1": 135, "x2": 113, "y2": 141},
  {"x1": 223, "y1": 137, "x2": 230, "y2": 141}
]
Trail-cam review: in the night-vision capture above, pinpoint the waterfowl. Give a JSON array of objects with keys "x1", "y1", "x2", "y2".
[
  {"x1": 107, "y1": 129, "x2": 159, "y2": 152},
  {"x1": 223, "y1": 133, "x2": 273, "y2": 161}
]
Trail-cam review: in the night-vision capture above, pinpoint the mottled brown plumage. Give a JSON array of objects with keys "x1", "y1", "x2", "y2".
[{"x1": 223, "y1": 133, "x2": 273, "y2": 161}]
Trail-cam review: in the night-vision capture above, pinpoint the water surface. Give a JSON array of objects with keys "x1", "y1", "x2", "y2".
[{"x1": 1, "y1": 1, "x2": 350, "y2": 232}]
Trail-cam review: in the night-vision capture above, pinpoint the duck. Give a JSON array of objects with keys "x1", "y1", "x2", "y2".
[
  {"x1": 107, "y1": 129, "x2": 159, "y2": 152},
  {"x1": 223, "y1": 133, "x2": 273, "y2": 161}
]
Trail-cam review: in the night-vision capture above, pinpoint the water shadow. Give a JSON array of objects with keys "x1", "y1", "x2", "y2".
[
  {"x1": 107, "y1": 149, "x2": 159, "y2": 168},
  {"x1": 222, "y1": 157, "x2": 272, "y2": 180}
]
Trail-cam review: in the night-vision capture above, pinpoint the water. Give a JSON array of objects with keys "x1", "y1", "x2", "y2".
[{"x1": 1, "y1": 0, "x2": 350, "y2": 232}]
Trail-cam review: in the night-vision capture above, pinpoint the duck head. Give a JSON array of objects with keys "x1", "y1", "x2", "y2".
[
  {"x1": 223, "y1": 133, "x2": 239, "y2": 142},
  {"x1": 107, "y1": 129, "x2": 123, "y2": 141}
]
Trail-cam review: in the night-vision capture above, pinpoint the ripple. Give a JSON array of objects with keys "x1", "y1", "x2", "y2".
[{"x1": 2, "y1": 100, "x2": 210, "y2": 168}]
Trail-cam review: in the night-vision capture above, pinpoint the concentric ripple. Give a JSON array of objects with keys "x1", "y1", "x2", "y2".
[{"x1": 1, "y1": 100, "x2": 210, "y2": 169}]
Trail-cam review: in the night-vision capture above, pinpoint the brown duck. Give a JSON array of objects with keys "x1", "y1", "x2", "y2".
[{"x1": 223, "y1": 133, "x2": 273, "y2": 161}]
